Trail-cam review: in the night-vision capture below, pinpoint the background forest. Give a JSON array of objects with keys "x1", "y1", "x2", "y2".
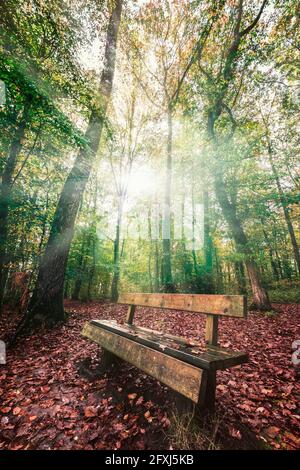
[{"x1": 0, "y1": 0, "x2": 299, "y2": 326}]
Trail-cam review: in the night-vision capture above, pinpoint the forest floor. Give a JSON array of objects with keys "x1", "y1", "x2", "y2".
[{"x1": 0, "y1": 301, "x2": 299, "y2": 450}]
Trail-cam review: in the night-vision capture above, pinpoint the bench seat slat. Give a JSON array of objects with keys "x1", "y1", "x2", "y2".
[
  {"x1": 89, "y1": 320, "x2": 248, "y2": 371},
  {"x1": 82, "y1": 322, "x2": 207, "y2": 403}
]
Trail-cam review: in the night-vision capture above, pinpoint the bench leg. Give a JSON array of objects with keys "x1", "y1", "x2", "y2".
[
  {"x1": 101, "y1": 348, "x2": 121, "y2": 371},
  {"x1": 199, "y1": 370, "x2": 216, "y2": 415}
]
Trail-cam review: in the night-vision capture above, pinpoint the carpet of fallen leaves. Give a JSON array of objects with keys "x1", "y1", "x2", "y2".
[{"x1": 0, "y1": 301, "x2": 299, "y2": 450}]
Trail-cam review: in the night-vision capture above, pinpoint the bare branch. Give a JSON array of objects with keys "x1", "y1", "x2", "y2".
[{"x1": 240, "y1": 0, "x2": 268, "y2": 36}]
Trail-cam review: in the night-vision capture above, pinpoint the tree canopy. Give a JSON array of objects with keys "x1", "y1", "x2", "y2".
[{"x1": 0, "y1": 0, "x2": 299, "y2": 320}]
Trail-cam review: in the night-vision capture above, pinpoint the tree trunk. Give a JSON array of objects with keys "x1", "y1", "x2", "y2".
[
  {"x1": 234, "y1": 261, "x2": 247, "y2": 294},
  {"x1": 267, "y1": 144, "x2": 300, "y2": 275},
  {"x1": 26, "y1": 1, "x2": 123, "y2": 328},
  {"x1": 213, "y1": 169, "x2": 271, "y2": 310},
  {"x1": 262, "y1": 225, "x2": 279, "y2": 281},
  {"x1": 180, "y1": 194, "x2": 193, "y2": 289},
  {"x1": 214, "y1": 246, "x2": 224, "y2": 293},
  {"x1": 0, "y1": 104, "x2": 31, "y2": 312},
  {"x1": 162, "y1": 105, "x2": 175, "y2": 292},
  {"x1": 147, "y1": 207, "x2": 153, "y2": 292},
  {"x1": 111, "y1": 199, "x2": 123, "y2": 302},
  {"x1": 87, "y1": 234, "x2": 96, "y2": 301},
  {"x1": 71, "y1": 237, "x2": 86, "y2": 301},
  {"x1": 154, "y1": 238, "x2": 160, "y2": 292},
  {"x1": 203, "y1": 191, "x2": 214, "y2": 293}
]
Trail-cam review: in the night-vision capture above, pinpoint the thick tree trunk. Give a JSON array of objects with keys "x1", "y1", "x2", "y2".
[
  {"x1": 26, "y1": 1, "x2": 123, "y2": 327},
  {"x1": 213, "y1": 168, "x2": 271, "y2": 310},
  {"x1": 207, "y1": 105, "x2": 270, "y2": 310},
  {"x1": 0, "y1": 104, "x2": 30, "y2": 312},
  {"x1": 162, "y1": 106, "x2": 175, "y2": 292}
]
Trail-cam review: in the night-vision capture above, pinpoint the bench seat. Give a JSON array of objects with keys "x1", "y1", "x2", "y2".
[
  {"x1": 81, "y1": 293, "x2": 248, "y2": 411},
  {"x1": 88, "y1": 319, "x2": 248, "y2": 372}
]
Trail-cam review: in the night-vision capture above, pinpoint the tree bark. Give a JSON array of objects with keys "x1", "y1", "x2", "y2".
[
  {"x1": 0, "y1": 103, "x2": 31, "y2": 312},
  {"x1": 87, "y1": 185, "x2": 98, "y2": 302},
  {"x1": 26, "y1": 1, "x2": 123, "y2": 327},
  {"x1": 203, "y1": 191, "x2": 214, "y2": 293},
  {"x1": 213, "y1": 168, "x2": 271, "y2": 310},
  {"x1": 162, "y1": 105, "x2": 175, "y2": 292},
  {"x1": 262, "y1": 225, "x2": 279, "y2": 281},
  {"x1": 234, "y1": 261, "x2": 247, "y2": 294},
  {"x1": 111, "y1": 198, "x2": 123, "y2": 302},
  {"x1": 154, "y1": 238, "x2": 160, "y2": 292},
  {"x1": 147, "y1": 207, "x2": 153, "y2": 292},
  {"x1": 71, "y1": 242, "x2": 86, "y2": 301},
  {"x1": 267, "y1": 143, "x2": 300, "y2": 275},
  {"x1": 214, "y1": 246, "x2": 224, "y2": 293}
]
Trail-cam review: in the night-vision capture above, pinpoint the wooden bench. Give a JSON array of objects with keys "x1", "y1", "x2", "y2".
[{"x1": 82, "y1": 293, "x2": 248, "y2": 412}]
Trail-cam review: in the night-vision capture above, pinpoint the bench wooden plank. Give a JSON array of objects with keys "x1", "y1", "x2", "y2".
[
  {"x1": 118, "y1": 293, "x2": 247, "y2": 318},
  {"x1": 82, "y1": 322, "x2": 207, "y2": 403},
  {"x1": 89, "y1": 320, "x2": 248, "y2": 371}
]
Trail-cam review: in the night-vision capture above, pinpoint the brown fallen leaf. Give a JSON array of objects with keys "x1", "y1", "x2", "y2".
[
  {"x1": 1, "y1": 407, "x2": 11, "y2": 413},
  {"x1": 265, "y1": 426, "x2": 280, "y2": 439},
  {"x1": 127, "y1": 393, "x2": 137, "y2": 400},
  {"x1": 136, "y1": 396, "x2": 144, "y2": 406},
  {"x1": 84, "y1": 406, "x2": 98, "y2": 418},
  {"x1": 229, "y1": 427, "x2": 242, "y2": 439}
]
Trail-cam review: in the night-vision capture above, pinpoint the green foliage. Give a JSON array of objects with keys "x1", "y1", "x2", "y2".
[
  {"x1": 268, "y1": 280, "x2": 300, "y2": 304},
  {"x1": 0, "y1": 0, "x2": 299, "y2": 305}
]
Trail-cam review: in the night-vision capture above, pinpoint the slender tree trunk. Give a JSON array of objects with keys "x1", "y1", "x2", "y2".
[
  {"x1": 180, "y1": 193, "x2": 193, "y2": 289},
  {"x1": 87, "y1": 185, "x2": 98, "y2": 302},
  {"x1": 154, "y1": 239, "x2": 160, "y2": 292},
  {"x1": 203, "y1": 191, "x2": 214, "y2": 293},
  {"x1": 26, "y1": 1, "x2": 123, "y2": 327},
  {"x1": 191, "y1": 186, "x2": 200, "y2": 283},
  {"x1": 87, "y1": 234, "x2": 96, "y2": 301},
  {"x1": 162, "y1": 105, "x2": 175, "y2": 292},
  {"x1": 0, "y1": 104, "x2": 31, "y2": 312},
  {"x1": 234, "y1": 261, "x2": 247, "y2": 294},
  {"x1": 214, "y1": 246, "x2": 223, "y2": 293},
  {"x1": 267, "y1": 143, "x2": 300, "y2": 275},
  {"x1": 275, "y1": 249, "x2": 283, "y2": 279},
  {"x1": 147, "y1": 207, "x2": 153, "y2": 292},
  {"x1": 64, "y1": 280, "x2": 69, "y2": 300},
  {"x1": 262, "y1": 225, "x2": 279, "y2": 281},
  {"x1": 71, "y1": 241, "x2": 86, "y2": 301},
  {"x1": 111, "y1": 198, "x2": 123, "y2": 302}
]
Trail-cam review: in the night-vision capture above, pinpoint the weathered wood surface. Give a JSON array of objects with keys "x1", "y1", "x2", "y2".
[
  {"x1": 126, "y1": 304, "x2": 136, "y2": 324},
  {"x1": 205, "y1": 315, "x2": 219, "y2": 345},
  {"x1": 82, "y1": 322, "x2": 207, "y2": 403},
  {"x1": 88, "y1": 320, "x2": 248, "y2": 371},
  {"x1": 118, "y1": 293, "x2": 247, "y2": 318}
]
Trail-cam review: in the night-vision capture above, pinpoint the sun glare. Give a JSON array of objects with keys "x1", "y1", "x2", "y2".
[{"x1": 127, "y1": 166, "x2": 159, "y2": 198}]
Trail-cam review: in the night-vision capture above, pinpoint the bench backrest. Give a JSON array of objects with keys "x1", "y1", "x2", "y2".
[{"x1": 118, "y1": 293, "x2": 247, "y2": 346}]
